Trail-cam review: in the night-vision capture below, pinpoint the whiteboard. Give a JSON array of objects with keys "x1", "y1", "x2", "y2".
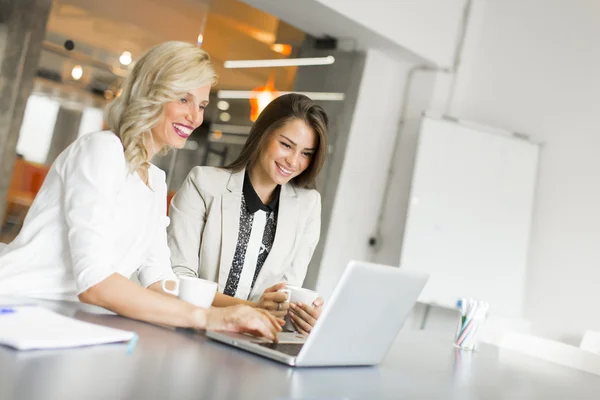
[{"x1": 400, "y1": 115, "x2": 539, "y2": 317}]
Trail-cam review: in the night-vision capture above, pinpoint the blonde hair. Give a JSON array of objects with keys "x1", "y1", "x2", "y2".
[{"x1": 105, "y1": 41, "x2": 217, "y2": 172}]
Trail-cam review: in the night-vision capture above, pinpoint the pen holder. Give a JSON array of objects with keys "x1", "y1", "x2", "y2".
[{"x1": 453, "y1": 311, "x2": 487, "y2": 351}]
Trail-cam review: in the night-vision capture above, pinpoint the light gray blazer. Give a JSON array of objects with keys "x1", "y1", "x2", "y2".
[{"x1": 167, "y1": 166, "x2": 321, "y2": 301}]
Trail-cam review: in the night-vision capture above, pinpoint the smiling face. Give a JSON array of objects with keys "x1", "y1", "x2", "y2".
[
  {"x1": 254, "y1": 118, "x2": 317, "y2": 186},
  {"x1": 150, "y1": 84, "x2": 211, "y2": 152}
]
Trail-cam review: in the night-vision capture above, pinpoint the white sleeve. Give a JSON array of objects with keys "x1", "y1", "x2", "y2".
[
  {"x1": 282, "y1": 191, "x2": 321, "y2": 287},
  {"x1": 62, "y1": 133, "x2": 127, "y2": 295},
  {"x1": 138, "y1": 178, "x2": 177, "y2": 287},
  {"x1": 167, "y1": 167, "x2": 208, "y2": 278}
]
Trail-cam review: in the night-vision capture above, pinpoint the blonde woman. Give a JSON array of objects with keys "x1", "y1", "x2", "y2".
[{"x1": 0, "y1": 42, "x2": 282, "y2": 340}]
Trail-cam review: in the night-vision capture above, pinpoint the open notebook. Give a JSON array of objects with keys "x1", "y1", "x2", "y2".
[{"x1": 0, "y1": 306, "x2": 135, "y2": 350}]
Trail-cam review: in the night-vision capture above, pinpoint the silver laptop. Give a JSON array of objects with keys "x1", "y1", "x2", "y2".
[{"x1": 206, "y1": 261, "x2": 428, "y2": 367}]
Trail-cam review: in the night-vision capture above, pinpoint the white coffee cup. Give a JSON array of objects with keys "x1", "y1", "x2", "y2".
[
  {"x1": 161, "y1": 276, "x2": 218, "y2": 309},
  {"x1": 278, "y1": 285, "x2": 320, "y2": 331}
]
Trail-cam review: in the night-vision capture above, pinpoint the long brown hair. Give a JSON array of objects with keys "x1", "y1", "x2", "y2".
[{"x1": 225, "y1": 93, "x2": 329, "y2": 189}]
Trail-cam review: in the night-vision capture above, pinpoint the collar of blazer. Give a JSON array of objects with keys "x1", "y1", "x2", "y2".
[{"x1": 219, "y1": 168, "x2": 299, "y2": 299}]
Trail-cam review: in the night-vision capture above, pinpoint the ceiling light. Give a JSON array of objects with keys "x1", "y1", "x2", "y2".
[
  {"x1": 197, "y1": 34, "x2": 204, "y2": 46},
  {"x1": 224, "y1": 56, "x2": 335, "y2": 69},
  {"x1": 271, "y1": 44, "x2": 292, "y2": 56},
  {"x1": 119, "y1": 51, "x2": 132, "y2": 66},
  {"x1": 250, "y1": 87, "x2": 278, "y2": 122},
  {"x1": 217, "y1": 90, "x2": 345, "y2": 101},
  {"x1": 217, "y1": 100, "x2": 230, "y2": 111},
  {"x1": 71, "y1": 65, "x2": 83, "y2": 80},
  {"x1": 219, "y1": 112, "x2": 231, "y2": 122}
]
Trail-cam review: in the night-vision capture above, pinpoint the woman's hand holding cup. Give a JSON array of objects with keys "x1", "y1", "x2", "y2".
[
  {"x1": 255, "y1": 283, "x2": 325, "y2": 335},
  {"x1": 289, "y1": 297, "x2": 324, "y2": 335},
  {"x1": 256, "y1": 282, "x2": 290, "y2": 318}
]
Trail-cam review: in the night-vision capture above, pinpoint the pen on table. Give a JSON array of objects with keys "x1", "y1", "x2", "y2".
[
  {"x1": 461, "y1": 300, "x2": 479, "y2": 333},
  {"x1": 462, "y1": 298, "x2": 473, "y2": 327},
  {"x1": 457, "y1": 319, "x2": 475, "y2": 346},
  {"x1": 456, "y1": 298, "x2": 467, "y2": 338},
  {"x1": 461, "y1": 302, "x2": 489, "y2": 347},
  {"x1": 460, "y1": 298, "x2": 468, "y2": 324}
]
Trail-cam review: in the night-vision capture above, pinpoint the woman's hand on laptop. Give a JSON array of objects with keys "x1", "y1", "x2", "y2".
[
  {"x1": 289, "y1": 297, "x2": 324, "y2": 335},
  {"x1": 255, "y1": 282, "x2": 290, "y2": 318},
  {"x1": 206, "y1": 305, "x2": 284, "y2": 341}
]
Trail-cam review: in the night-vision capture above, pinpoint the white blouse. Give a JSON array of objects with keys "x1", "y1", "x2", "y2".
[{"x1": 0, "y1": 131, "x2": 176, "y2": 301}]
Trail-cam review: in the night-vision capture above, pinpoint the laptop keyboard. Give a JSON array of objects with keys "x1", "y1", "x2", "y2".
[{"x1": 256, "y1": 342, "x2": 304, "y2": 357}]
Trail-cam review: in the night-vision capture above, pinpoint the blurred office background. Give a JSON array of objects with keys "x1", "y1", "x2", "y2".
[{"x1": 1, "y1": 0, "x2": 600, "y2": 349}]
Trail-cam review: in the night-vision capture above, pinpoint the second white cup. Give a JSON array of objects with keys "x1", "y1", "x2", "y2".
[
  {"x1": 278, "y1": 285, "x2": 320, "y2": 332},
  {"x1": 162, "y1": 276, "x2": 218, "y2": 309}
]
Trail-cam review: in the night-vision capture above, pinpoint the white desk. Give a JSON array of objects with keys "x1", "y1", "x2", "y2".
[{"x1": 1, "y1": 299, "x2": 600, "y2": 399}]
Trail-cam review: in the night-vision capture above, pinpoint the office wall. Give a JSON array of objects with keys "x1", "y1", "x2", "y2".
[
  {"x1": 315, "y1": 49, "x2": 420, "y2": 298},
  {"x1": 442, "y1": 0, "x2": 600, "y2": 344},
  {"x1": 370, "y1": 70, "x2": 437, "y2": 267}
]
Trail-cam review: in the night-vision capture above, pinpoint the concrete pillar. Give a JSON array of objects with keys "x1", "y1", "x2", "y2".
[
  {"x1": 46, "y1": 107, "x2": 83, "y2": 165},
  {"x1": 313, "y1": 49, "x2": 421, "y2": 299},
  {"x1": 291, "y1": 43, "x2": 366, "y2": 291},
  {"x1": 0, "y1": 0, "x2": 52, "y2": 216}
]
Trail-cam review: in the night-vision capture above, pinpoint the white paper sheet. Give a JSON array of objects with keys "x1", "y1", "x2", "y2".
[{"x1": 0, "y1": 306, "x2": 135, "y2": 350}]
